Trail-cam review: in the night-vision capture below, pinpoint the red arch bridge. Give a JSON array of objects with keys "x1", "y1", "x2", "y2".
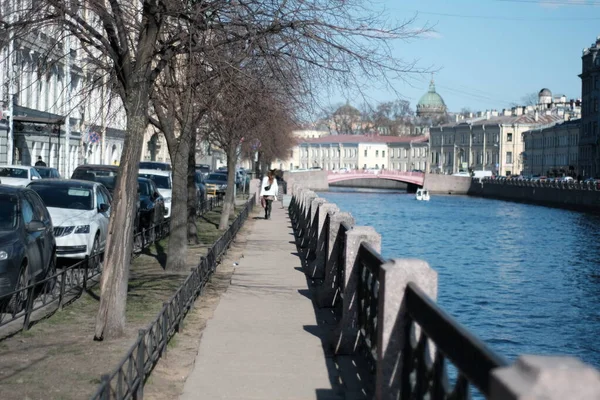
[{"x1": 327, "y1": 170, "x2": 424, "y2": 186}]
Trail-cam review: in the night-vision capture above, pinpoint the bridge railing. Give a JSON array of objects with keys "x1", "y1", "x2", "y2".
[
  {"x1": 327, "y1": 169, "x2": 425, "y2": 177},
  {"x1": 289, "y1": 184, "x2": 600, "y2": 400}
]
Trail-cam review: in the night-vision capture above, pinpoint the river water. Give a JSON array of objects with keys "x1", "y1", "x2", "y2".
[{"x1": 320, "y1": 188, "x2": 600, "y2": 368}]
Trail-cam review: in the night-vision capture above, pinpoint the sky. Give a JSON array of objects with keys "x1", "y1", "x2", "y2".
[{"x1": 324, "y1": 0, "x2": 600, "y2": 115}]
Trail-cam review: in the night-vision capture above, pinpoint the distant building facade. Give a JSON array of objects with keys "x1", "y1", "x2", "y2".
[
  {"x1": 523, "y1": 119, "x2": 580, "y2": 176},
  {"x1": 579, "y1": 36, "x2": 600, "y2": 178},
  {"x1": 292, "y1": 134, "x2": 428, "y2": 172},
  {"x1": 0, "y1": 17, "x2": 127, "y2": 176}
]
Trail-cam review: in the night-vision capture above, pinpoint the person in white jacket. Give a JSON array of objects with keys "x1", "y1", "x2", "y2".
[{"x1": 260, "y1": 170, "x2": 279, "y2": 219}]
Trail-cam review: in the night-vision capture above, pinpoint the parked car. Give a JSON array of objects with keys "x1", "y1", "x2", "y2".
[
  {"x1": 204, "y1": 172, "x2": 228, "y2": 196},
  {"x1": 0, "y1": 186, "x2": 56, "y2": 311},
  {"x1": 27, "y1": 180, "x2": 111, "y2": 262},
  {"x1": 139, "y1": 161, "x2": 171, "y2": 171},
  {"x1": 35, "y1": 166, "x2": 61, "y2": 179},
  {"x1": 195, "y1": 164, "x2": 211, "y2": 178},
  {"x1": 137, "y1": 177, "x2": 166, "y2": 231},
  {"x1": 138, "y1": 169, "x2": 172, "y2": 218},
  {"x1": 71, "y1": 164, "x2": 119, "y2": 195},
  {"x1": 0, "y1": 165, "x2": 42, "y2": 187}
]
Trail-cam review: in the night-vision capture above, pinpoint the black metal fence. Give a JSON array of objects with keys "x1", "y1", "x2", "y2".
[
  {"x1": 289, "y1": 191, "x2": 508, "y2": 398},
  {"x1": 0, "y1": 196, "x2": 223, "y2": 335},
  {"x1": 89, "y1": 195, "x2": 255, "y2": 400},
  {"x1": 480, "y1": 177, "x2": 600, "y2": 190}
]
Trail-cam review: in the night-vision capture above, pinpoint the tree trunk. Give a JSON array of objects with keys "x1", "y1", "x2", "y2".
[
  {"x1": 218, "y1": 143, "x2": 237, "y2": 230},
  {"x1": 165, "y1": 131, "x2": 191, "y2": 271},
  {"x1": 94, "y1": 85, "x2": 150, "y2": 340},
  {"x1": 187, "y1": 132, "x2": 199, "y2": 244}
]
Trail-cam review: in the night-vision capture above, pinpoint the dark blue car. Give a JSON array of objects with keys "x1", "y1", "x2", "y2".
[{"x1": 0, "y1": 186, "x2": 56, "y2": 312}]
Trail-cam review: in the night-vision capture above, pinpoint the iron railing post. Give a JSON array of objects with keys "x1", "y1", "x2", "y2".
[
  {"x1": 58, "y1": 269, "x2": 66, "y2": 310},
  {"x1": 23, "y1": 283, "x2": 35, "y2": 330},
  {"x1": 100, "y1": 374, "x2": 110, "y2": 400},
  {"x1": 135, "y1": 329, "x2": 145, "y2": 400}
]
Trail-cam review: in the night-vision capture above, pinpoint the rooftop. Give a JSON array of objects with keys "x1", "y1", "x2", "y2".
[{"x1": 299, "y1": 134, "x2": 428, "y2": 145}]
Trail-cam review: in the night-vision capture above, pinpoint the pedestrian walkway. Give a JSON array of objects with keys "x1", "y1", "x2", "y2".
[{"x1": 180, "y1": 204, "x2": 340, "y2": 400}]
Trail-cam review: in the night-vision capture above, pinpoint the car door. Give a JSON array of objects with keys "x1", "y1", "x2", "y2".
[
  {"x1": 20, "y1": 195, "x2": 44, "y2": 278},
  {"x1": 26, "y1": 191, "x2": 54, "y2": 272},
  {"x1": 95, "y1": 186, "x2": 110, "y2": 249}
]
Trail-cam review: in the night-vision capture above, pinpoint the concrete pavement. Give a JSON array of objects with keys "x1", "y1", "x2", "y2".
[{"x1": 180, "y1": 204, "x2": 341, "y2": 400}]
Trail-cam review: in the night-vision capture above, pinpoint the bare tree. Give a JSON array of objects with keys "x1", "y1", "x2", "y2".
[
  {"x1": 6, "y1": 0, "x2": 432, "y2": 339},
  {"x1": 521, "y1": 92, "x2": 539, "y2": 106}
]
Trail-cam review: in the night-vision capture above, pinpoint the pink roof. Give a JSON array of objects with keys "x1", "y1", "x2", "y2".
[{"x1": 299, "y1": 134, "x2": 428, "y2": 145}]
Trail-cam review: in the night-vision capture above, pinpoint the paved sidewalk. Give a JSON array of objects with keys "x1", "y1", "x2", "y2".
[{"x1": 180, "y1": 204, "x2": 340, "y2": 400}]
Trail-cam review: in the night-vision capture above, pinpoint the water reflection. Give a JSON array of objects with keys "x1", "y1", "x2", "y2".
[{"x1": 320, "y1": 189, "x2": 600, "y2": 367}]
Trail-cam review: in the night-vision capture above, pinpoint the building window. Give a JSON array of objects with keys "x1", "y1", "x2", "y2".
[
  {"x1": 382, "y1": 151, "x2": 385, "y2": 157},
  {"x1": 506, "y1": 151, "x2": 513, "y2": 164},
  {"x1": 376, "y1": 150, "x2": 379, "y2": 157},
  {"x1": 507, "y1": 133, "x2": 513, "y2": 142},
  {"x1": 364, "y1": 150, "x2": 367, "y2": 157}
]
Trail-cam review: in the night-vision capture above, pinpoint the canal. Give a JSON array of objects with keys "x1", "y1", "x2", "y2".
[{"x1": 320, "y1": 187, "x2": 600, "y2": 368}]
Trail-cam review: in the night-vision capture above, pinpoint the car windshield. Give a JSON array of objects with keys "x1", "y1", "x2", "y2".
[
  {"x1": 0, "y1": 196, "x2": 17, "y2": 230},
  {"x1": 139, "y1": 162, "x2": 171, "y2": 171},
  {"x1": 139, "y1": 174, "x2": 171, "y2": 189},
  {"x1": 0, "y1": 168, "x2": 28, "y2": 178},
  {"x1": 138, "y1": 180, "x2": 152, "y2": 196},
  {"x1": 31, "y1": 185, "x2": 94, "y2": 210},
  {"x1": 207, "y1": 173, "x2": 227, "y2": 182},
  {"x1": 35, "y1": 168, "x2": 52, "y2": 178}
]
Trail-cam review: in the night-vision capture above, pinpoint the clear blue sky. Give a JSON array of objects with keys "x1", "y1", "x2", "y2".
[{"x1": 326, "y1": 0, "x2": 600, "y2": 114}]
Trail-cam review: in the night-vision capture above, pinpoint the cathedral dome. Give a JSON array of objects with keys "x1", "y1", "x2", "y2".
[
  {"x1": 334, "y1": 102, "x2": 361, "y2": 117},
  {"x1": 417, "y1": 80, "x2": 447, "y2": 117}
]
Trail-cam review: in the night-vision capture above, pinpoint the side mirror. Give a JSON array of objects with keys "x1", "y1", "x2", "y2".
[
  {"x1": 99, "y1": 203, "x2": 110, "y2": 213},
  {"x1": 31, "y1": 175, "x2": 39, "y2": 180},
  {"x1": 27, "y1": 220, "x2": 45, "y2": 233}
]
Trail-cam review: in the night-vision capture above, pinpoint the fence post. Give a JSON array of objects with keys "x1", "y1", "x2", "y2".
[
  {"x1": 23, "y1": 284, "x2": 35, "y2": 330},
  {"x1": 307, "y1": 203, "x2": 339, "y2": 280},
  {"x1": 333, "y1": 226, "x2": 381, "y2": 355},
  {"x1": 100, "y1": 374, "x2": 110, "y2": 400},
  {"x1": 375, "y1": 259, "x2": 438, "y2": 400},
  {"x1": 298, "y1": 191, "x2": 317, "y2": 248},
  {"x1": 315, "y1": 211, "x2": 355, "y2": 308},
  {"x1": 490, "y1": 355, "x2": 600, "y2": 400},
  {"x1": 83, "y1": 256, "x2": 89, "y2": 289},
  {"x1": 303, "y1": 197, "x2": 326, "y2": 262},
  {"x1": 136, "y1": 329, "x2": 146, "y2": 400},
  {"x1": 162, "y1": 303, "x2": 169, "y2": 356},
  {"x1": 58, "y1": 269, "x2": 67, "y2": 310}
]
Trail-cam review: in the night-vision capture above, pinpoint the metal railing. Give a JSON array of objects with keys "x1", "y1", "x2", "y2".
[
  {"x1": 479, "y1": 177, "x2": 600, "y2": 191},
  {"x1": 401, "y1": 283, "x2": 507, "y2": 398},
  {"x1": 0, "y1": 196, "x2": 224, "y2": 335},
  {"x1": 90, "y1": 194, "x2": 255, "y2": 400},
  {"x1": 290, "y1": 187, "x2": 508, "y2": 398}
]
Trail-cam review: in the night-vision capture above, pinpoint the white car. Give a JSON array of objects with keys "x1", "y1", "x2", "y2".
[
  {"x1": 0, "y1": 165, "x2": 42, "y2": 186},
  {"x1": 139, "y1": 169, "x2": 172, "y2": 218},
  {"x1": 27, "y1": 179, "x2": 111, "y2": 260}
]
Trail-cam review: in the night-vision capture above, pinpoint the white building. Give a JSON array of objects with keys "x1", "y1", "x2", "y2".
[
  {"x1": 293, "y1": 134, "x2": 429, "y2": 172},
  {"x1": 0, "y1": 11, "x2": 127, "y2": 176}
]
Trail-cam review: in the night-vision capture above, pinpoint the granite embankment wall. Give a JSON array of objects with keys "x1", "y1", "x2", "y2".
[
  {"x1": 468, "y1": 181, "x2": 600, "y2": 212},
  {"x1": 423, "y1": 174, "x2": 471, "y2": 194},
  {"x1": 330, "y1": 178, "x2": 408, "y2": 190},
  {"x1": 283, "y1": 170, "x2": 329, "y2": 193}
]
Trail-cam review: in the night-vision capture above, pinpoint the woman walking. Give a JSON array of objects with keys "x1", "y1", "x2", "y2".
[{"x1": 260, "y1": 169, "x2": 279, "y2": 219}]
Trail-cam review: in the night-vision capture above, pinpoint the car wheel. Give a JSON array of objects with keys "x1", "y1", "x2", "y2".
[
  {"x1": 89, "y1": 234, "x2": 102, "y2": 272},
  {"x1": 8, "y1": 262, "x2": 30, "y2": 314}
]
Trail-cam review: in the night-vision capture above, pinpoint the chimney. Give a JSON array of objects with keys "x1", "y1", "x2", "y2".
[
  {"x1": 491, "y1": 109, "x2": 499, "y2": 117},
  {"x1": 503, "y1": 109, "x2": 511, "y2": 116},
  {"x1": 486, "y1": 110, "x2": 491, "y2": 120},
  {"x1": 534, "y1": 109, "x2": 539, "y2": 122}
]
